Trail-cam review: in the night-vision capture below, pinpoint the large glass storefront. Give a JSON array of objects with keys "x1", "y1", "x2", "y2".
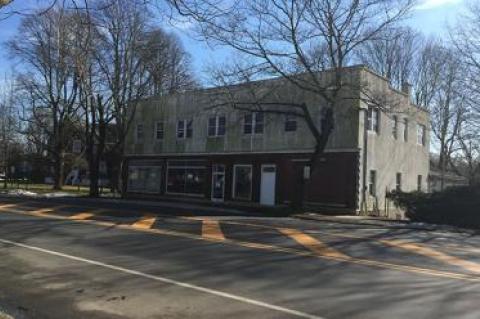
[
  {"x1": 127, "y1": 166, "x2": 162, "y2": 193},
  {"x1": 167, "y1": 160, "x2": 206, "y2": 196}
]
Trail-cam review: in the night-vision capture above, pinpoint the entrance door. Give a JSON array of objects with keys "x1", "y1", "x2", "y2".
[
  {"x1": 211, "y1": 164, "x2": 225, "y2": 202},
  {"x1": 260, "y1": 164, "x2": 276, "y2": 206}
]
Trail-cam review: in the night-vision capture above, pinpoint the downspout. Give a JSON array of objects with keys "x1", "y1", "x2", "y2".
[{"x1": 361, "y1": 108, "x2": 368, "y2": 215}]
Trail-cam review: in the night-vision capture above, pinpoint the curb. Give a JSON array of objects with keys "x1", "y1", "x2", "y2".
[
  {"x1": 0, "y1": 193, "x2": 256, "y2": 217},
  {"x1": 293, "y1": 213, "x2": 476, "y2": 234}
]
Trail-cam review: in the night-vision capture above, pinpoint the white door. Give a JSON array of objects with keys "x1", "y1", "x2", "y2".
[{"x1": 260, "y1": 165, "x2": 276, "y2": 206}]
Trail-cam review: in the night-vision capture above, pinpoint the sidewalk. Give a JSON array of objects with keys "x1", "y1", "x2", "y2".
[
  {"x1": 294, "y1": 212, "x2": 477, "y2": 234},
  {"x1": 0, "y1": 192, "x2": 277, "y2": 217}
]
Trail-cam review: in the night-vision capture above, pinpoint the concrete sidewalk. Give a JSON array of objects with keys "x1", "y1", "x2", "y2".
[
  {"x1": 0, "y1": 193, "x2": 264, "y2": 217},
  {"x1": 294, "y1": 212, "x2": 477, "y2": 234}
]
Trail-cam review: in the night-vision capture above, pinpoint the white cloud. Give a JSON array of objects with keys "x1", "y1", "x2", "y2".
[{"x1": 416, "y1": 0, "x2": 462, "y2": 10}]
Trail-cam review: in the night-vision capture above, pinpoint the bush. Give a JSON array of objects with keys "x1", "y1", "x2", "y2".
[{"x1": 387, "y1": 187, "x2": 480, "y2": 229}]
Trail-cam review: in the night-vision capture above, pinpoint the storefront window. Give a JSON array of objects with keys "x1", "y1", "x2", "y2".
[
  {"x1": 127, "y1": 166, "x2": 161, "y2": 193},
  {"x1": 233, "y1": 165, "x2": 252, "y2": 200},
  {"x1": 167, "y1": 161, "x2": 206, "y2": 195}
]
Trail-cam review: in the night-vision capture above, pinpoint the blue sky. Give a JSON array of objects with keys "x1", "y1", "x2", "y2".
[{"x1": 0, "y1": 0, "x2": 467, "y2": 82}]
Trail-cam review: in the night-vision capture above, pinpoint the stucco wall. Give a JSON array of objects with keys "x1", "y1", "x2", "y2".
[
  {"x1": 358, "y1": 70, "x2": 430, "y2": 218},
  {"x1": 124, "y1": 68, "x2": 362, "y2": 156}
]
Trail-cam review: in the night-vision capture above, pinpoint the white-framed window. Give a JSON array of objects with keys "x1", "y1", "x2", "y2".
[
  {"x1": 369, "y1": 170, "x2": 377, "y2": 196},
  {"x1": 155, "y1": 121, "x2": 164, "y2": 140},
  {"x1": 244, "y1": 112, "x2": 264, "y2": 134},
  {"x1": 177, "y1": 119, "x2": 193, "y2": 139},
  {"x1": 417, "y1": 123, "x2": 426, "y2": 146},
  {"x1": 208, "y1": 115, "x2": 226, "y2": 137},
  {"x1": 135, "y1": 123, "x2": 144, "y2": 142},
  {"x1": 285, "y1": 114, "x2": 297, "y2": 132},
  {"x1": 417, "y1": 175, "x2": 423, "y2": 192},
  {"x1": 367, "y1": 106, "x2": 379, "y2": 133},
  {"x1": 233, "y1": 164, "x2": 253, "y2": 200},
  {"x1": 403, "y1": 118, "x2": 409, "y2": 142},
  {"x1": 396, "y1": 172, "x2": 402, "y2": 192},
  {"x1": 392, "y1": 115, "x2": 398, "y2": 140}
]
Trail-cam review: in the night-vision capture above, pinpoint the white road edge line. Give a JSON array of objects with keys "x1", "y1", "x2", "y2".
[{"x1": 0, "y1": 237, "x2": 325, "y2": 319}]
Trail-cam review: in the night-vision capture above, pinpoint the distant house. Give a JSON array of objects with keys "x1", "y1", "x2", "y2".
[{"x1": 123, "y1": 66, "x2": 430, "y2": 218}]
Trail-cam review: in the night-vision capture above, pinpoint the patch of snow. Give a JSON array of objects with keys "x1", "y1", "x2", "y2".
[{"x1": 7, "y1": 189, "x2": 38, "y2": 197}]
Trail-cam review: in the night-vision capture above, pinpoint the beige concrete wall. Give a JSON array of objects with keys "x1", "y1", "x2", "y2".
[
  {"x1": 358, "y1": 70, "x2": 430, "y2": 218},
  {"x1": 125, "y1": 69, "x2": 362, "y2": 156}
]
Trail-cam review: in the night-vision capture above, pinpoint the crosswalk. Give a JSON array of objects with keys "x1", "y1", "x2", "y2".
[{"x1": 1, "y1": 201, "x2": 480, "y2": 282}]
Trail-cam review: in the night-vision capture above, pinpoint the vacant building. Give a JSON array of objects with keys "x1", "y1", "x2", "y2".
[{"x1": 123, "y1": 66, "x2": 429, "y2": 217}]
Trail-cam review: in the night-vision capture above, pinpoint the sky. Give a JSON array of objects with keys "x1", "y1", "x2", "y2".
[{"x1": 0, "y1": 0, "x2": 468, "y2": 84}]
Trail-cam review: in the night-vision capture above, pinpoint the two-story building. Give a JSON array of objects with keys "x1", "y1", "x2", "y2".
[{"x1": 123, "y1": 66, "x2": 430, "y2": 218}]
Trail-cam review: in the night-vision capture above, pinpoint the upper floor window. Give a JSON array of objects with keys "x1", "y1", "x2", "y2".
[
  {"x1": 285, "y1": 114, "x2": 297, "y2": 132},
  {"x1": 404, "y1": 118, "x2": 409, "y2": 142},
  {"x1": 244, "y1": 112, "x2": 264, "y2": 135},
  {"x1": 396, "y1": 172, "x2": 402, "y2": 192},
  {"x1": 392, "y1": 116, "x2": 398, "y2": 140},
  {"x1": 208, "y1": 115, "x2": 226, "y2": 137},
  {"x1": 417, "y1": 124, "x2": 426, "y2": 146},
  {"x1": 155, "y1": 121, "x2": 164, "y2": 140},
  {"x1": 367, "y1": 106, "x2": 379, "y2": 133},
  {"x1": 135, "y1": 123, "x2": 144, "y2": 142},
  {"x1": 369, "y1": 170, "x2": 377, "y2": 196},
  {"x1": 417, "y1": 175, "x2": 423, "y2": 192},
  {"x1": 177, "y1": 119, "x2": 193, "y2": 139}
]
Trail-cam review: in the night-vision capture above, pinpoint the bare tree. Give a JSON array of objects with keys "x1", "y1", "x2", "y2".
[
  {"x1": 357, "y1": 26, "x2": 420, "y2": 90},
  {"x1": 445, "y1": 1, "x2": 480, "y2": 188},
  {"x1": 68, "y1": 1, "x2": 109, "y2": 197},
  {"x1": 8, "y1": 7, "x2": 80, "y2": 190},
  {"x1": 411, "y1": 41, "x2": 467, "y2": 190},
  {"x1": 0, "y1": 77, "x2": 18, "y2": 188},
  {"x1": 141, "y1": 29, "x2": 196, "y2": 95},
  {"x1": 168, "y1": 0, "x2": 415, "y2": 205},
  {"x1": 91, "y1": 0, "x2": 158, "y2": 193},
  {"x1": 411, "y1": 39, "x2": 445, "y2": 108}
]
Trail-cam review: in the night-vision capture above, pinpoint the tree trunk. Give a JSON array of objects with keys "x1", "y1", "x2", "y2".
[
  {"x1": 295, "y1": 105, "x2": 335, "y2": 208},
  {"x1": 53, "y1": 151, "x2": 64, "y2": 190},
  {"x1": 89, "y1": 158, "x2": 100, "y2": 197}
]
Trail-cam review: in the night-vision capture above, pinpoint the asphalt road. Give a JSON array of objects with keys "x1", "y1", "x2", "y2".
[{"x1": 0, "y1": 196, "x2": 480, "y2": 319}]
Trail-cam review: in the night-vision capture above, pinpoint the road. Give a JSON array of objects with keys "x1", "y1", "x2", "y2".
[{"x1": 0, "y1": 196, "x2": 479, "y2": 319}]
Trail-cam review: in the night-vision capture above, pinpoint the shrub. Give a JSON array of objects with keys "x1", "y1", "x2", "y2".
[{"x1": 387, "y1": 187, "x2": 480, "y2": 229}]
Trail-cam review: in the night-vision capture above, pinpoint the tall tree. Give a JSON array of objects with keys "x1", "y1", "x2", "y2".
[
  {"x1": 8, "y1": 8, "x2": 80, "y2": 190},
  {"x1": 92, "y1": 0, "x2": 159, "y2": 193},
  {"x1": 141, "y1": 29, "x2": 196, "y2": 96},
  {"x1": 411, "y1": 41, "x2": 466, "y2": 190},
  {"x1": 0, "y1": 78, "x2": 18, "y2": 188},
  {"x1": 357, "y1": 26, "x2": 420, "y2": 90},
  {"x1": 449, "y1": 1, "x2": 480, "y2": 187}
]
